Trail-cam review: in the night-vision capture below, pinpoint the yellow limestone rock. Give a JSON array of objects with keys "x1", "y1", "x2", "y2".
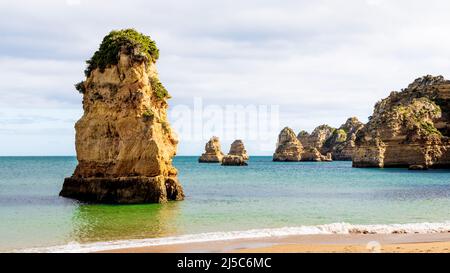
[
  {"x1": 273, "y1": 127, "x2": 303, "y2": 161},
  {"x1": 322, "y1": 117, "x2": 364, "y2": 160},
  {"x1": 199, "y1": 136, "x2": 224, "y2": 163},
  {"x1": 353, "y1": 75, "x2": 450, "y2": 169},
  {"x1": 297, "y1": 125, "x2": 334, "y2": 161},
  {"x1": 60, "y1": 30, "x2": 184, "y2": 203},
  {"x1": 222, "y1": 140, "x2": 249, "y2": 166}
]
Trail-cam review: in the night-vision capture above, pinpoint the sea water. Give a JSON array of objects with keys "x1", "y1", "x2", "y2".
[{"x1": 0, "y1": 156, "x2": 450, "y2": 252}]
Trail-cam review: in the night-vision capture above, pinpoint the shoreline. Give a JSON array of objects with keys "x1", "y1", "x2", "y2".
[
  {"x1": 16, "y1": 221, "x2": 450, "y2": 253},
  {"x1": 101, "y1": 233, "x2": 450, "y2": 253}
]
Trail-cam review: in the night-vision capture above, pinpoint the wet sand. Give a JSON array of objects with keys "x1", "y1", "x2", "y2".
[{"x1": 100, "y1": 233, "x2": 450, "y2": 253}]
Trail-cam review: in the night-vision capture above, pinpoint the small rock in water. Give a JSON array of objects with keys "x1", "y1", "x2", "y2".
[
  {"x1": 221, "y1": 140, "x2": 249, "y2": 166},
  {"x1": 199, "y1": 136, "x2": 224, "y2": 163},
  {"x1": 222, "y1": 155, "x2": 248, "y2": 166},
  {"x1": 408, "y1": 165, "x2": 428, "y2": 171}
]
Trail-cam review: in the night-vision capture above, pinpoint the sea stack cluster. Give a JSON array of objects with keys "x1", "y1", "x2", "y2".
[
  {"x1": 353, "y1": 75, "x2": 450, "y2": 169},
  {"x1": 274, "y1": 117, "x2": 364, "y2": 162},
  {"x1": 199, "y1": 138, "x2": 249, "y2": 166},
  {"x1": 60, "y1": 29, "x2": 184, "y2": 204}
]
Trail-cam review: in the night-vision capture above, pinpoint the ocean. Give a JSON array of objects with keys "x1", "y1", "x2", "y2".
[{"x1": 0, "y1": 156, "x2": 450, "y2": 252}]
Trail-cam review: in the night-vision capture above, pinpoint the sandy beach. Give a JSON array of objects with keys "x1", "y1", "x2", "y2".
[{"x1": 99, "y1": 233, "x2": 450, "y2": 253}]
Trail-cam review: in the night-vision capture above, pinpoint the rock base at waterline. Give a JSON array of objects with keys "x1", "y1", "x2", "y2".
[
  {"x1": 221, "y1": 155, "x2": 248, "y2": 166},
  {"x1": 60, "y1": 176, "x2": 184, "y2": 204}
]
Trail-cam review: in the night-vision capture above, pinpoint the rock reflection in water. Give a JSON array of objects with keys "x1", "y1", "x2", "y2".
[{"x1": 69, "y1": 201, "x2": 182, "y2": 243}]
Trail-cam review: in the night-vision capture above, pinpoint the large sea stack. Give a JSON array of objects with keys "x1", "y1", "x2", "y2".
[
  {"x1": 353, "y1": 75, "x2": 450, "y2": 169},
  {"x1": 60, "y1": 29, "x2": 184, "y2": 203}
]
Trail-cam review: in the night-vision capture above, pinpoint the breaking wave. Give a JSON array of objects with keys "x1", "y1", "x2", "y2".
[{"x1": 16, "y1": 221, "x2": 450, "y2": 253}]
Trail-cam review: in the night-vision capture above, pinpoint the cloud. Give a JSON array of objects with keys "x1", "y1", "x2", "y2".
[{"x1": 1, "y1": 0, "x2": 450, "y2": 155}]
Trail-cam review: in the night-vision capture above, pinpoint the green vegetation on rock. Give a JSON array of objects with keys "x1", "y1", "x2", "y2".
[
  {"x1": 75, "y1": 81, "x2": 86, "y2": 94},
  {"x1": 150, "y1": 76, "x2": 170, "y2": 99},
  {"x1": 420, "y1": 121, "x2": 442, "y2": 136},
  {"x1": 323, "y1": 129, "x2": 347, "y2": 149},
  {"x1": 393, "y1": 98, "x2": 442, "y2": 136},
  {"x1": 161, "y1": 121, "x2": 169, "y2": 133},
  {"x1": 142, "y1": 107, "x2": 154, "y2": 120},
  {"x1": 334, "y1": 129, "x2": 347, "y2": 142},
  {"x1": 84, "y1": 28, "x2": 159, "y2": 77}
]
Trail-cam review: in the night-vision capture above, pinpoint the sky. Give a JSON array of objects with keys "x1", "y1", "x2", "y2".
[{"x1": 1, "y1": 0, "x2": 450, "y2": 156}]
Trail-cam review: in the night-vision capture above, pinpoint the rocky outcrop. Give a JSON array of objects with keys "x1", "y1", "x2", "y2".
[
  {"x1": 60, "y1": 29, "x2": 184, "y2": 203},
  {"x1": 340, "y1": 117, "x2": 365, "y2": 136},
  {"x1": 353, "y1": 75, "x2": 450, "y2": 169},
  {"x1": 301, "y1": 148, "x2": 332, "y2": 162},
  {"x1": 273, "y1": 127, "x2": 331, "y2": 162},
  {"x1": 297, "y1": 130, "x2": 310, "y2": 142},
  {"x1": 273, "y1": 127, "x2": 303, "y2": 161},
  {"x1": 199, "y1": 136, "x2": 224, "y2": 163},
  {"x1": 295, "y1": 118, "x2": 364, "y2": 161},
  {"x1": 298, "y1": 125, "x2": 335, "y2": 151},
  {"x1": 227, "y1": 140, "x2": 249, "y2": 160},
  {"x1": 296, "y1": 125, "x2": 335, "y2": 161},
  {"x1": 322, "y1": 117, "x2": 364, "y2": 160},
  {"x1": 222, "y1": 140, "x2": 249, "y2": 166},
  {"x1": 222, "y1": 155, "x2": 248, "y2": 166}
]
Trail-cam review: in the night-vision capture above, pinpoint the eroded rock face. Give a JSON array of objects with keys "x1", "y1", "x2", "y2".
[
  {"x1": 222, "y1": 140, "x2": 249, "y2": 165},
  {"x1": 60, "y1": 41, "x2": 184, "y2": 203},
  {"x1": 353, "y1": 75, "x2": 450, "y2": 169},
  {"x1": 301, "y1": 148, "x2": 332, "y2": 162},
  {"x1": 273, "y1": 127, "x2": 333, "y2": 162},
  {"x1": 297, "y1": 130, "x2": 310, "y2": 142},
  {"x1": 199, "y1": 136, "x2": 224, "y2": 163},
  {"x1": 227, "y1": 140, "x2": 249, "y2": 160},
  {"x1": 273, "y1": 127, "x2": 303, "y2": 161},
  {"x1": 222, "y1": 155, "x2": 248, "y2": 166},
  {"x1": 297, "y1": 125, "x2": 336, "y2": 161},
  {"x1": 299, "y1": 125, "x2": 335, "y2": 150},
  {"x1": 295, "y1": 118, "x2": 364, "y2": 161},
  {"x1": 323, "y1": 117, "x2": 364, "y2": 160}
]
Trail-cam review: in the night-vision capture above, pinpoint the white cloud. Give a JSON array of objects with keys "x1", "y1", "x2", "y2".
[{"x1": 1, "y1": 0, "x2": 450, "y2": 155}]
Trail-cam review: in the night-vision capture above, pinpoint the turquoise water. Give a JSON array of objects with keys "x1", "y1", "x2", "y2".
[{"x1": 0, "y1": 156, "x2": 450, "y2": 251}]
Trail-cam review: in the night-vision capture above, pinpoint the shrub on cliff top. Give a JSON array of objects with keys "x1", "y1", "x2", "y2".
[{"x1": 84, "y1": 29, "x2": 159, "y2": 77}]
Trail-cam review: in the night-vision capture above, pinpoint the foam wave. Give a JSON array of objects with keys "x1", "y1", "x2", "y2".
[{"x1": 16, "y1": 221, "x2": 450, "y2": 253}]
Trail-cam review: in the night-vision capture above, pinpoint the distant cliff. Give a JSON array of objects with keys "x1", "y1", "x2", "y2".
[
  {"x1": 353, "y1": 75, "x2": 450, "y2": 169},
  {"x1": 274, "y1": 117, "x2": 363, "y2": 162},
  {"x1": 60, "y1": 29, "x2": 184, "y2": 203}
]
